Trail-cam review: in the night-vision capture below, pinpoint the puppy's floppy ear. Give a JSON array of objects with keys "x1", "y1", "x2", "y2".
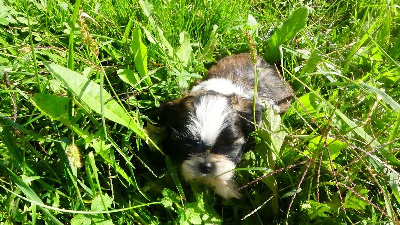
[
  {"x1": 159, "y1": 99, "x2": 182, "y2": 128},
  {"x1": 231, "y1": 95, "x2": 264, "y2": 136}
]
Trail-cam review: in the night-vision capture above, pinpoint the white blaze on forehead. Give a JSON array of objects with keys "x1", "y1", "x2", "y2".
[
  {"x1": 190, "y1": 78, "x2": 252, "y2": 99},
  {"x1": 187, "y1": 95, "x2": 230, "y2": 145}
]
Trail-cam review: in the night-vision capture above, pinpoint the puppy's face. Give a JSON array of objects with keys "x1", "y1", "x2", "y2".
[{"x1": 161, "y1": 91, "x2": 262, "y2": 199}]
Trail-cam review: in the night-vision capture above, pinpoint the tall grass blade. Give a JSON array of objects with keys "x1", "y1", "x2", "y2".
[
  {"x1": 26, "y1": 2, "x2": 41, "y2": 93},
  {"x1": 0, "y1": 116, "x2": 62, "y2": 143},
  {"x1": 165, "y1": 156, "x2": 186, "y2": 201},
  {"x1": 388, "y1": 111, "x2": 400, "y2": 148},
  {"x1": 132, "y1": 27, "x2": 152, "y2": 85},
  {"x1": 343, "y1": 20, "x2": 378, "y2": 73},
  {"x1": 202, "y1": 25, "x2": 218, "y2": 63},
  {"x1": 67, "y1": 0, "x2": 82, "y2": 70},
  {"x1": 138, "y1": 0, "x2": 174, "y2": 57},
  {"x1": 0, "y1": 183, "x2": 160, "y2": 214},
  {"x1": 335, "y1": 107, "x2": 400, "y2": 167},
  {"x1": 0, "y1": 163, "x2": 63, "y2": 225},
  {"x1": 359, "y1": 82, "x2": 400, "y2": 111},
  {"x1": 389, "y1": 172, "x2": 400, "y2": 205}
]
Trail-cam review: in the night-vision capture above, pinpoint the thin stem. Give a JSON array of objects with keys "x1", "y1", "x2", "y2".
[{"x1": 26, "y1": 2, "x2": 41, "y2": 93}]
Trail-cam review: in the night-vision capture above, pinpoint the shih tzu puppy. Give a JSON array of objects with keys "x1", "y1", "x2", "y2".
[{"x1": 160, "y1": 53, "x2": 293, "y2": 199}]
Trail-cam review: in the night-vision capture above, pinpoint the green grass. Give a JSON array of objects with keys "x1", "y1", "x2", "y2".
[{"x1": 0, "y1": 0, "x2": 399, "y2": 224}]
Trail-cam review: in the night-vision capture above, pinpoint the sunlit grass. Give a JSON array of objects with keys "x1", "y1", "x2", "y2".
[{"x1": 0, "y1": 0, "x2": 399, "y2": 224}]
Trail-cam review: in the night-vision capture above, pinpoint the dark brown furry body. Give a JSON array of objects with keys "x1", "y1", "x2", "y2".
[{"x1": 205, "y1": 53, "x2": 293, "y2": 113}]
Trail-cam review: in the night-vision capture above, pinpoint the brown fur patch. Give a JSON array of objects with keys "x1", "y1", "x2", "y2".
[{"x1": 206, "y1": 53, "x2": 293, "y2": 114}]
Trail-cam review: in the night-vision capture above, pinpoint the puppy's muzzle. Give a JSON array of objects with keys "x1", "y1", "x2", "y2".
[
  {"x1": 181, "y1": 153, "x2": 241, "y2": 199},
  {"x1": 199, "y1": 161, "x2": 213, "y2": 174}
]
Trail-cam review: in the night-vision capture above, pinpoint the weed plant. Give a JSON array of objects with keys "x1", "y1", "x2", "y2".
[{"x1": 0, "y1": 0, "x2": 399, "y2": 224}]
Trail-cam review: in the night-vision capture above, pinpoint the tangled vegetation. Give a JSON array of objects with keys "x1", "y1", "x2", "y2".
[{"x1": 0, "y1": 0, "x2": 399, "y2": 224}]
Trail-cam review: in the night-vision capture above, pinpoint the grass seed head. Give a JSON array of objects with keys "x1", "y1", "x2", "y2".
[
  {"x1": 241, "y1": 28, "x2": 257, "y2": 65},
  {"x1": 78, "y1": 11, "x2": 99, "y2": 57},
  {"x1": 66, "y1": 144, "x2": 82, "y2": 169}
]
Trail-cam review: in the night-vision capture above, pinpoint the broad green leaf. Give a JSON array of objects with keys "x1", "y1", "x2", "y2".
[
  {"x1": 132, "y1": 27, "x2": 151, "y2": 85},
  {"x1": 263, "y1": 108, "x2": 286, "y2": 152},
  {"x1": 31, "y1": 93, "x2": 69, "y2": 121},
  {"x1": 186, "y1": 207, "x2": 202, "y2": 224},
  {"x1": 91, "y1": 193, "x2": 113, "y2": 212},
  {"x1": 344, "y1": 188, "x2": 369, "y2": 211},
  {"x1": 300, "y1": 49, "x2": 322, "y2": 75},
  {"x1": 0, "y1": 18, "x2": 9, "y2": 26},
  {"x1": 301, "y1": 200, "x2": 331, "y2": 220},
  {"x1": 90, "y1": 193, "x2": 114, "y2": 225},
  {"x1": 21, "y1": 176, "x2": 42, "y2": 184},
  {"x1": 292, "y1": 93, "x2": 322, "y2": 118},
  {"x1": 389, "y1": 37, "x2": 400, "y2": 60},
  {"x1": 91, "y1": 138, "x2": 112, "y2": 154},
  {"x1": 46, "y1": 64, "x2": 148, "y2": 141},
  {"x1": 264, "y1": 7, "x2": 308, "y2": 62},
  {"x1": 184, "y1": 198, "x2": 221, "y2": 224},
  {"x1": 256, "y1": 108, "x2": 281, "y2": 216},
  {"x1": 247, "y1": 14, "x2": 258, "y2": 30},
  {"x1": 122, "y1": 15, "x2": 135, "y2": 43},
  {"x1": 71, "y1": 215, "x2": 91, "y2": 225},
  {"x1": 176, "y1": 31, "x2": 192, "y2": 68},
  {"x1": 324, "y1": 139, "x2": 347, "y2": 161},
  {"x1": 117, "y1": 69, "x2": 141, "y2": 90},
  {"x1": 91, "y1": 218, "x2": 114, "y2": 225},
  {"x1": 141, "y1": 25, "x2": 156, "y2": 44},
  {"x1": 282, "y1": 187, "x2": 302, "y2": 198},
  {"x1": 170, "y1": 68, "x2": 202, "y2": 90},
  {"x1": 308, "y1": 136, "x2": 348, "y2": 161},
  {"x1": 161, "y1": 188, "x2": 180, "y2": 210},
  {"x1": 138, "y1": 0, "x2": 153, "y2": 18}
]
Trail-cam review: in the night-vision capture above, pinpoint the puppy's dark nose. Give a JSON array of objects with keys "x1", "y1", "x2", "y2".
[{"x1": 200, "y1": 162, "x2": 213, "y2": 174}]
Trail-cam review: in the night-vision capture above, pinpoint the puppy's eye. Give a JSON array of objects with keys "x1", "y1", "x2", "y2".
[
  {"x1": 183, "y1": 139, "x2": 209, "y2": 153},
  {"x1": 184, "y1": 139, "x2": 200, "y2": 148}
]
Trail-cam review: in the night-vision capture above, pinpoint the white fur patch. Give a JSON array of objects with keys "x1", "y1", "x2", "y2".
[
  {"x1": 191, "y1": 78, "x2": 252, "y2": 99},
  {"x1": 186, "y1": 95, "x2": 230, "y2": 145},
  {"x1": 213, "y1": 179, "x2": 241, "y2": 199},
  {"x1": 262, "y1": 99, "x2": 281, "y2": 114},
  {"x1": 181, "y1": 154, "x2": 241, "y2": 199}
]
